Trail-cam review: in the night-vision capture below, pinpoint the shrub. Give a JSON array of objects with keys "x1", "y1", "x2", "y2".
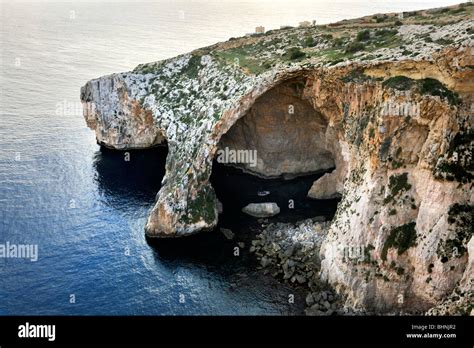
[
  {"x1": 262, "y1": 60, "x2": 273, "y2": 69},
  {"x1": 356, "y1": 29, "x2": 371, "y2": 41},
  {"x1": 418, "y1": 78, "x2": 460, "y2": 105},
  {"x1": 286, "y1": 47, "x2": 306, "y2": 60},
  {"x1": 395, "y1": 20, "x2": 403, "y2": 26},
  {"x1": 334, "y1": 37, "x2": 346, "y2": 47},
  {"x1": 383, "y1": 173, "x2": 412, "y2": 204},
  {"x1": 450, "y1": 7, "x2": 466, "y2": 14},
  {"x1": 381, "y1": 222, "x2": 417, "y2": 261},
  {"x1": 436, "y1": 161, "x2": 473, "y2": 183},
  {"x1": 424, "y1": 35, "x2": 433, "y2": 43},
  {"x1": 382, "y1": 76, "x2": 414, "y2": 90},
  {"x1": 435, "y1": 38, "x2": 454, "y2": 45},
  {"x1": 304, "y1": 36, "x2": 317, "y2": 47},
  {"x1": 436, "y1": 203, "x2": 473, "y2": 260},
  {"x1": 383, "y1": 76, "x2": 460, "y2": 105},
  {"x1": 184, "y1": 54, "x2": 203, "y2": 78},
  {"x1": 345, "y1": 41, "x2": 364, "y2": 53}
]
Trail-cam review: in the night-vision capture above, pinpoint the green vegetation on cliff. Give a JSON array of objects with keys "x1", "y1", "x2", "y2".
[
  {"x1": 435, "y1": 130, "x2": 473, "y2": 183},
  {"x1": 182, "y1": 186, "x2": 217, "y2": 225},
  {"x1": 382, "y1": 76, "x2": 460, "y2": 105},
  {"x1": 383, "y1": 173, "x2": 412, "y2": 204},
  {"x1": 437, "y1": 203, "x2": 473, "y2": 262},
  {"x1": 382, "y1": 222, "x2": 417, "y2": 261}
]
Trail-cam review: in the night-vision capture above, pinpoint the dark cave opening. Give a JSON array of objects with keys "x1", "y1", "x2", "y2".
[
  {"x1": 210, "y1": 161, "x2": 340, "y2": 229},
  {"x1": 211, "y1": 76, "x2": 341, "y2": 233}
]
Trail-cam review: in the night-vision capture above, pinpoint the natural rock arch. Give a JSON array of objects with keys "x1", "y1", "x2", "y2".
[
  {"x1": 143, "y1": 69, "x2": 351, "y2": 238},
  {"x1": 215, "y1": 76, "x2": 336, "y2": 179},
  {"x1": 82, "y1": 49, "x2": 473, "y2": 313}
]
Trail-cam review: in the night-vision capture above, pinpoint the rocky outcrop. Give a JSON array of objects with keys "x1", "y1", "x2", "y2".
[
  {"x1": 308, "y1": 171, "x2": 342, "y2": 199},
  {"x1": 80, "y1": 75, "x2": 166, "y2": 149},
  {"x1": 81, "y1": 5, "x2": 473, "y2": 312}
]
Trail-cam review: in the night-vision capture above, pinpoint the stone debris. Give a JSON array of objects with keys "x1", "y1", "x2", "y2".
[{"x1": 425, "y1": 288, "x2": 473, "y2": 316}]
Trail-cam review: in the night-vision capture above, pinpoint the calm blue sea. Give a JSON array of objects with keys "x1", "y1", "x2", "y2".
[{"x1": 0, "y1": 0, "x2": 460, "y2": 315}]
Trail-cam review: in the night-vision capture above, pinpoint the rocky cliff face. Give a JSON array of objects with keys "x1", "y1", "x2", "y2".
[{"x1": 81, "y1": 4, "x2": 473, "y2": 313}]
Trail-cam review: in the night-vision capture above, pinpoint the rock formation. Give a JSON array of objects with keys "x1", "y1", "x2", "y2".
[{"x1": 81, "y1": 4, "x2": 473, "y2": 313}]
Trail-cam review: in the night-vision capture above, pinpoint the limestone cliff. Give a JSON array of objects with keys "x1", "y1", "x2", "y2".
[{"x1": 81, "y1": 4, "x2": 473, "y2": 313}]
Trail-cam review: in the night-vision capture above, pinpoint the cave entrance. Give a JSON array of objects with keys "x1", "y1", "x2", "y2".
[{"x1": 211, "y1": 76, "x2": 340, "y2": 231}]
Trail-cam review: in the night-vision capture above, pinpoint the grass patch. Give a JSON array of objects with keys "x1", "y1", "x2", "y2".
[{"x1": 214, "y1": 47, "x2": 268, "y2": 75}]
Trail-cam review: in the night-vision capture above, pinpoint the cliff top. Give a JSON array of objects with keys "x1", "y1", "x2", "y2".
[{"x1": 134, "y1": 2, "x2": 473, "y2": 76}]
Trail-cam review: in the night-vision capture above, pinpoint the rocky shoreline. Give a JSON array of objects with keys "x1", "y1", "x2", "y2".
[
  {"x1": 250, "y1": 218, "x2": 327, "y2": 285},
  {"x1": 250, "y1": 218, "x2": 368, "y2": 315},
  {"x1": 250, "y1": 217, "x2": 472, "y2": 316}
]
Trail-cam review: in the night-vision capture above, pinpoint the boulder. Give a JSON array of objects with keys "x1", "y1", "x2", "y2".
[
  {"x1": 220, "y1": 228, "x2": 234, "y2": 240},
  {"x1": 242, "y1": 202, "x2": 280, "y2": 218},
  {"x1": 308, "y1": 172, "x2": 342, "y2": 200}
]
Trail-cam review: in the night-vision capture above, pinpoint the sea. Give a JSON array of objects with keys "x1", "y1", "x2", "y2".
[{"x1": 0, "y1": 0, "x2": 461, "y2": 315}]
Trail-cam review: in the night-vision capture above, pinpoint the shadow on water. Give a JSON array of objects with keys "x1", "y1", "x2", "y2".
[
  {"x1": 210, "y1": 161, "x2": 340, "y2": 231},
  {"x1": 92, "y1": 146, "x2": 246, "y2": 270},
  {"x1": 93, "y1": 147, "x2": 340, "y2": 271},
  {"x1": 92, "y1": 147, "x2": 339, "y2": 313},
  {"x1": 148, "y1": 161, "x2": 341, "y2": 270},
  {"x1": 93, "y1": 146, "x2": 167, "y2": 205}
]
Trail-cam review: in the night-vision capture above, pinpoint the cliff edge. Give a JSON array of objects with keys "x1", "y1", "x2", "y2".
[{"x1": 81, "y1": 4, "x2": 473, "y2": 313}]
